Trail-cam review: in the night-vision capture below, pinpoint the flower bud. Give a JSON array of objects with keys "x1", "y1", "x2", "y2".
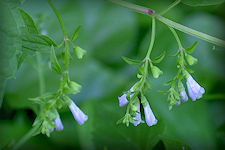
[
  {"x1": 185, "y1": 54, "x2": 198, "y2": 66},
  {"x1": 151, "y1": 65, "x2": 163, "y2": 79}
]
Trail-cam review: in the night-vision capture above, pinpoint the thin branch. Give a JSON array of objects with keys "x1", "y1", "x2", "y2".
[{"x1": 108, "y1": 0, "x2": 225, "y2": 47}]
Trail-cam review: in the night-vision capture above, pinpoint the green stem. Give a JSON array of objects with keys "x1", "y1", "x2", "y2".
[
  {"x1": 159, "y1": 0, "x2": 181, "y2": 15},
  {"x1": 13, "y1": 123, "x2": 40, "y2": 150},
  {"x1": 155, "y1": 14, "x2": 225, "y2": 47},
  {"x1": 36, "y1": 52, "x2": 45, "y2": 95},
  {"x1": 64, "y1": 40, "x2": 70, "y2": 72},
  {"x1": 48, "y1": 0, "x2": 67, "y2": 38},
  {"x1": 168, "y1": 26, "x2": 183, "y2": 49},
  {"x1": 109, "y1": 0, "x2": 225, "y2": 47},
  {"x1": 146, "y1": 17, "x2": 156, "y2": 58},
  {"x1": 108, "y1": 0, "x2": 155, "y2": 15}
]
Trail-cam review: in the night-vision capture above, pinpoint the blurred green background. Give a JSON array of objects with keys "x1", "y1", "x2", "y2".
[{"x1": 0, "y1": 0, "x2": 225, "y2": 150}]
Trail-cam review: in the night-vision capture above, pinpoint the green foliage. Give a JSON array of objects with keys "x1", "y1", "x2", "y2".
[
  {"x1": 0, "y1": 0, "x2": 22, "y2": 107},
  {"x1": 1, "y1": 0, "x2": 225, "y2": 150},
  {"x1": 181, "y1": 0, "x2": 225, "y2": 6},
  {"x1": 19, "y1": 9, "x2": 39, "y2": 34},
  {"x1": 50, "y1": 46, "x2": 62, "y2": 74},
  {"x1": 122, "y1": 56, "x2": 143, "y2": 65},
  {"x1": 151, "y1": 51, "x2": 166, "y2": 63},
  {"x1": 71, "y1": 25, "x2": 82, "y2": 41},
  {"x1": 185, "y1": 41, "x2": 197, "y2": 54}
]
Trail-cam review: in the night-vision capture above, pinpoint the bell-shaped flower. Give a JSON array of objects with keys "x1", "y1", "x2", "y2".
[
  {"x1": 178, "y1": 80, "x2": 188, "y2": 102},
  {"x1": 186, "y1": 75, "x2": 205, "y2": 101},
  {"x1": 132, "y1": 100, "x2": 144, "y2": 126},
  {"x1": 141, "y1": 95, "x2": 157, "y2": 126},
  {"x1": 180, "y1": 90, "x2": 188, "y2": 102},
  {"x1": 118, "y1": 88, "x2": 134, "y2": 107},
  {"x1": 55, "y1": 116, "x2": 64, "y2": 131},
  {"x1": 69, "y1": 101, "x2": 88, "y2": 125}
]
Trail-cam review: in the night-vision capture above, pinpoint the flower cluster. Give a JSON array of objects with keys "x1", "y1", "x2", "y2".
[
  {"x1": 118, "y1": 87, "x2": 157, "y2": 127},
  {"x1": 31, "y1": 93, "x2": 88, "y2": 136},
  {"x1": 165, "y1": 41, "x2": 205, "y2": 110},
  {"x1": 25, "y1": 0, "x2": 88, "y2": 136},
  {"x1": 117, "y1": 17, "x2": 164, "y2": 127}
]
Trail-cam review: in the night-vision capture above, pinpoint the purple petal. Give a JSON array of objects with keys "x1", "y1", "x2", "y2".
[
  {"x1": 174, "y1": 101, "x2": 181, "y2": 106},
  {"x1": 55, "y1": 116, "x2": 64, "y2": 131},
  {"x1": 118, "y1": 94, "x2": 129, "y2": 107},
  {"x1": 144, "y1": 103, "x2": 157, "y2": 126},
  {"x1": 118, "y1": 88, "x2": 135, "y2": 107},
  {"x1": 133, "y1": 103, "x2": 144, "y2": 126},
  {"x1": 180, "y1": 90, "x2": 188, "y2": 102},
  {"x1": 49, "y1": 128, "x2": 54, "y2": 133},
  {"x1": 186, "y1": 76, "x2": 205, "y2": 101},
  {"x1": 69, "y1": 101, "x2": 88, "y2": 125}
]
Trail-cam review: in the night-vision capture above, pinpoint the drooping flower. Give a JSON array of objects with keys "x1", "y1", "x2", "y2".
[
  {"x1": 133, "y1": 100, "x2": 144, "y2": 126},
  {"x1": 118, "y1": 88, "x2": 134, "y2": 107},
  {"x1": 141, "y1": 96, "x2": 157, "y2": 126},
  {"x1": 49, "y1": 115, "x2": 64, "y2": 132},
  {"x1": 178, "y1": 80, "x2": 188, "y2": 102},
  {"x1": 69, "y1": 101, "x2": 88, "y2": 125},
  {"x1": 180, "y1": 90, "x2": 188, "y2": 102},
  {"x1": 55, "y1": 116, "x2": 64, "y2": 131},
  {"x1": 186, "y1": 75, "x2": 205, "y2": 101}
]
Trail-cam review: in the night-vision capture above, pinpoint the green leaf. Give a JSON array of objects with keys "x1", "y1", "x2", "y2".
[
  {"x1": 181, "y1": 0, "x2": 225, "y2": 6},
  {"x1": 185, "y1": 68, "x2": 195, "y2": 74},
  {"x1": 71, "y1": 25, "x2": 82, "y2": 41},
  {"x1": 164, "y1": 79, "x2": 174, "y2": 86},
  {"x1": 50, "y1": 46, "x2": 62, "y2": 74},
  {"x1": 73, "y1": 46, "x2": 86, "y2": 59},
  {"x1": 185, "y1": 41, "x2": 198, "y2": 54},
  {"x1": 19, "y1": 9, "x2": 39, "y2": 34},
  {"x1": 159, "y1": 90, "x2": 169, "y2": 94},
  {"x1": 151, "y1": 51, "x2": 166, "y2": 63},
  {"x1": 0, "y1": 0, "x2": 22, "y2": 107},
  {"x1": 169, "y1": 51, "x2": 180, "y2": 57},
  {"x1": 22, "y1": 34, "x2": 56, "y2": 52},
  {"x1": 122, "y1": 56, "x2": 142, "y2": 66}
]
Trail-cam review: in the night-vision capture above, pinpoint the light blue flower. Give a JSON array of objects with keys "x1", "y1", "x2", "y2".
[
  {"x1": 69, "y1": 101, "x2": 88, "y2": 125},
  {"x1": 143, "y1": 102, "x2": 157, "y2": 126},
  {"x1": 180, "y1": 90, "x2": 188, "y2": 102},
  {"x1": 118, "y1": 88, "x2": 134, "y2": 107},
  {"x1": 133, "y1": 101, "x2": 144, "y2": 126},
  {"x1": 186, "y1": 75, "x2": 205, "y2": 101},
  {"x1": 55, "y1": 116, "x2": 64, "y2": 131}
]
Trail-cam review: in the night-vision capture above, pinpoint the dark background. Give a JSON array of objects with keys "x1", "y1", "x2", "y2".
[{"x1": 0, "y1": 0, "x2": 225, "y2": 149}]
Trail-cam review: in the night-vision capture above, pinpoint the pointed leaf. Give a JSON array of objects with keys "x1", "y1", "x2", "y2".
[
  {"x1": 185, "y1": 68, "x2": 195, "y2": 74},
  {"x1": 19, "y1": 9, "x2": 39, "y2": 34},
  {"x1": 22, "y1": 34, "x2": 57, "y2": 52},
  {"x1": 151, "y1": 51, "x2": 166, "y2": 63},
  {"x1": 71, "y1": 25, "x2": 82, "y2": 41},
  {"x1": 185, "y1": 41, "x2": 198, "y2": 54},
  {"x1": 50, "y1": 46, "x2": 62, "y2": 74},
  {"x1": 122, "y1": 56, "x2": 142, "y2": 66}
]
